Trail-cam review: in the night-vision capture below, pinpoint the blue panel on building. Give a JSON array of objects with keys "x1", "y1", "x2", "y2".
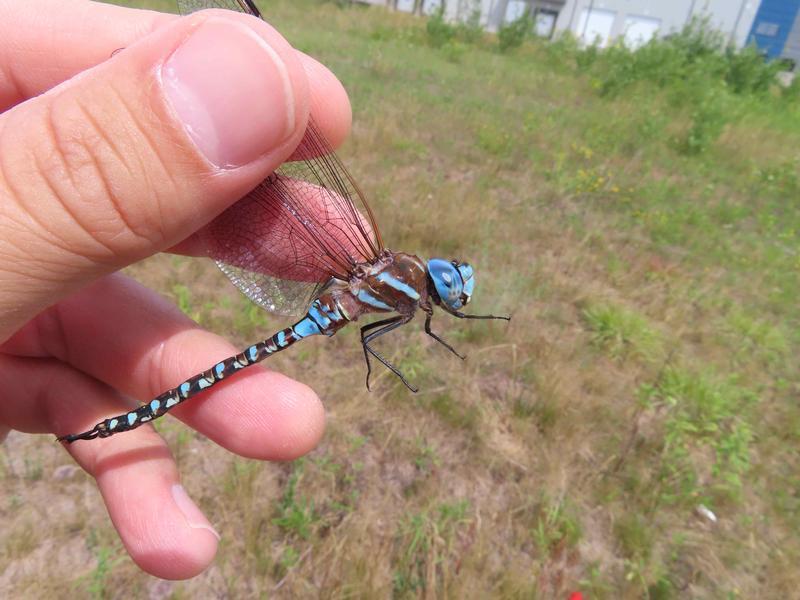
[{"x1": 749, "y1": 0, "x2": 800, "y2": 58}]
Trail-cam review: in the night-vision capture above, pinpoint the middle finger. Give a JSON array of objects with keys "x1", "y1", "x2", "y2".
[{"x1": 2, "y1": 273, "x2": 326, "y2": 459}]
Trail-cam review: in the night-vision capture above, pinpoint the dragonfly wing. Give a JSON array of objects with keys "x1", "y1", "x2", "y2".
[
  {"x1": 198, "y1": 172, "x2": 354, "y2": 317},
  {"x1": 216, "y1": 262, "x2": 324, "y2": 317},
  {"x1": 178, "y1": 0, "x2": 384, "y2": 315},
  {"x1": 176, "y1": 0, "x2": 261, "y2": 16}
]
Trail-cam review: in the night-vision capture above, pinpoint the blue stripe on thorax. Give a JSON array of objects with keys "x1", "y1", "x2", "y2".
[
  {"x1": 357, "y1": 289, "x2": 393, "y2": 311},
  {"x1": 376, "y1": 272, "x2": 420, "y2": 301}
]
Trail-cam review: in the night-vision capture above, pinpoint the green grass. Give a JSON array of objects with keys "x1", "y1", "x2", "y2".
[
  {"x1": 393, "y1": 500, "x2": 472, "y2": 597},
  {"x1": 2, "y1": 0, "x2": 798, "y2": 597},
  {"x1": 583, "y1": 301, "x2": 663, "y2": 361}
]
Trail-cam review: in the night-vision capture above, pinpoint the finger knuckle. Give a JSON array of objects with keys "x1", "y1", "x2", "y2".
[
  {"x1": 34, "y1": 88, "x2": 176, "y2": 257},
  {"x1": 48, "y1": 94, "x2": 154, "y2": 249}
]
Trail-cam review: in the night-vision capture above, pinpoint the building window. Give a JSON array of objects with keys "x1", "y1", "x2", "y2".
[
  {"x1": 623, "y1": 15, "x2": 661, "y2": 49},
  {"x1": 535, "y1": 9, "x2": 559, "y2": 38},
  {"x1": 577, "y1": 8, "x2": 616, "y2": 47},
  {"x1": 755, "y1": 21, "x2": 780, "y2": 37},
  {"x1": 505, "y1": 0, "x2": 528, "y2": 24}
]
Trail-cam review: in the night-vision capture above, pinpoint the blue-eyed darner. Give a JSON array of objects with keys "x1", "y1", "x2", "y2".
[{"x1": 58, "y1": 0, "x2": 509, "y2": 443}]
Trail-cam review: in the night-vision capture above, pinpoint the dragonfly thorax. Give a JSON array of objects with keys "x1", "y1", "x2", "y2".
[
  {"x1": 336, "y1": 252, "x2": 429, "y2": 320},
  {"x1": 426, "y1": 258, "x2": 475, "y2": 312}
]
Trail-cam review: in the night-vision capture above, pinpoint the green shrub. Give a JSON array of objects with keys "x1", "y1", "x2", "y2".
[
  {"x1": 426, "y1": 8, "x2": 456, "y2": 48},
  {"x1": 497, "y1": 10, "x2": 529, "y2": 53},
  {"x1": 679, "y1": 90, "x2": 730, "y2": 155},
  {"x1": 456, "y1": 8, "x2": 484, "y2": 44},
  {"x1": 584, "y1": 17, "x2": 779, "y2": 100},
  {"x1": 724, "y1": 45, "x2": 781, "y2": 95}
]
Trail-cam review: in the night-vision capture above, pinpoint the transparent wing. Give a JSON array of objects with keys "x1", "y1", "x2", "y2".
[
  {"x1": 178, "y1": 0, "x2": 384, "y2": 317},
  {"x1": 177, "y1": 0, "x2": 262, "y2": 17},
  {"x1": 216, "y1": 262, "x2": 324, "y2": 317}
]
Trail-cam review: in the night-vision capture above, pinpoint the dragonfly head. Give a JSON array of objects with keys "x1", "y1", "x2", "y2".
[{"x1": 426, "y1": 258, "x2": 475, "y2": 312}]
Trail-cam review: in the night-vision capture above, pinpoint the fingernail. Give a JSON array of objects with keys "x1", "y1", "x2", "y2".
[
  {"x1": 171, "y1": 484, "x2": 221, "y2": 540},
  {"x1": 162, "y1": 19, "x2": 295, "y2": 168}
]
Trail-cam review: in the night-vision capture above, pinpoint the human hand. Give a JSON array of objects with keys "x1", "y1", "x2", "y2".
[{"x1": 0, "y1": 0, "x2": 351, "y2": 579}]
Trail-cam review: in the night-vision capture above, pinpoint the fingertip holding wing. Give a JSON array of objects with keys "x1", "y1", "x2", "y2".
[{"x1": 200, "y1": 175, "x2": 375, "y2": 279}]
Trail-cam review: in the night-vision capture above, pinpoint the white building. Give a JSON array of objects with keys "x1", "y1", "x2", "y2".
[
  {"x1": 363, "y1": 0, "x2": 762, "y2": 49},
  {"x1": 554, "y1": 0, "x2": 759, "y2": 49}
]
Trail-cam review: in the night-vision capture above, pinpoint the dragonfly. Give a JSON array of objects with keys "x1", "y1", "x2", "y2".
[{"x1": 58, "y1": 0, "x2": 509, "y2": 443}]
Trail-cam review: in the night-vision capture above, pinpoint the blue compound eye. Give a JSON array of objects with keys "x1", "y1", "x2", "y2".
[
  {"x1": 427, "y1": 258, "x2": 464, "y2": 310},
  {"x1": 457, "y1": 263, "x2": 475, "y2": 304}
]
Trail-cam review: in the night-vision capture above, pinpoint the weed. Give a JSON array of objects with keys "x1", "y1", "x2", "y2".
[
  {"x1": 273, "y1": 461, "x2": 319, "y2": 540},
  {"x1": 583, "y1": 302, "x2": 662, "y2": 361},
  {"x1": 222, "y1": 458, "x2": 261, "y2": 499},
  {"x1": 277, "y1": 544, "x2": 300, "y2": 575},
  {"x1": 393, "y1": 500, "x2": 472, "y2": 596},
  {"x1": 428, "y1": 393, "x2": 479, "y2": 432},
  {"x1": 69, "y1": 530, "x2": 126, "y2": 599},
  {"x1": 678, "y1": 89, "x2": 730, "y2": 155},
  {"x1": 413, "y1": 438, "x2": 440, "y2": 474},
  {"x1": 425, "y1": 8, "x2": 455, "y2": 48},
  {"x1": 614, "y1": 512, "x2": 652, "y2": 560},
  {"x1": 171, "y1": 283, "x2": 200, "y2": 322},
  {"x1": 87, "y1": 546, "x2": 115, "y2": 600},
  {"x1": 642, "y1": 367, "x2": 755, "y2": 505},
  {"x1": 531, "y1": 499, "x2": 582, "y2": 556},
  {"x1": 720, "y1": 308, "x2": 790, "y2": 368},
  {"x1": 497, "y1": 11, "x2": 530, "y2": 53},
  {"x1": 455, "y1": 8, "x2": 484, "y2": 45},
  {"x1": 441, "y1": 40, "x2": 467, "y2": 63},
  {"x1": 233, "y1": 300, "x2": 271, "y2": 336}
]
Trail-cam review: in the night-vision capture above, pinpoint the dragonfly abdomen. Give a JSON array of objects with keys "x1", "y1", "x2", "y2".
[{"x1": 58, "y1": 297, "x2": 350, "y2": 442}]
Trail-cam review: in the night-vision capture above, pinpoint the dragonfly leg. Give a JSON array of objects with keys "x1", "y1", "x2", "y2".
[
  {"x1": 448, "y1": 310, "x2": 511, "y2": 321},
  {"x1": 424, "y1": 310, "x2": 466, "y2": 360},
  {"x1": 360, "y1": 317, "x2": 403, "y2": 391},
  {"x1": 360, "y1": 315, "x2": 417, "y2": 392}
]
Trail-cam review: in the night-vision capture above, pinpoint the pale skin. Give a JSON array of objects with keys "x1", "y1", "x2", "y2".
[{"x1": 0, "y1": 0, "x2": 352, "y2": 579}]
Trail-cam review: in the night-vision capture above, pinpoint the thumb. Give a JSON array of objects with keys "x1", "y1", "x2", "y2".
[{"x1": 0, "y1": 10, "x2": 310, "y2": 341}]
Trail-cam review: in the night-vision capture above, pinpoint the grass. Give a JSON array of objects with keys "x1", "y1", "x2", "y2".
[
  {"x1": 582, "y1": 301, "x2": 663, "y2": 361},
  {"x1": 1, "y1": 0, "x2": 798, "y2": 597}
]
